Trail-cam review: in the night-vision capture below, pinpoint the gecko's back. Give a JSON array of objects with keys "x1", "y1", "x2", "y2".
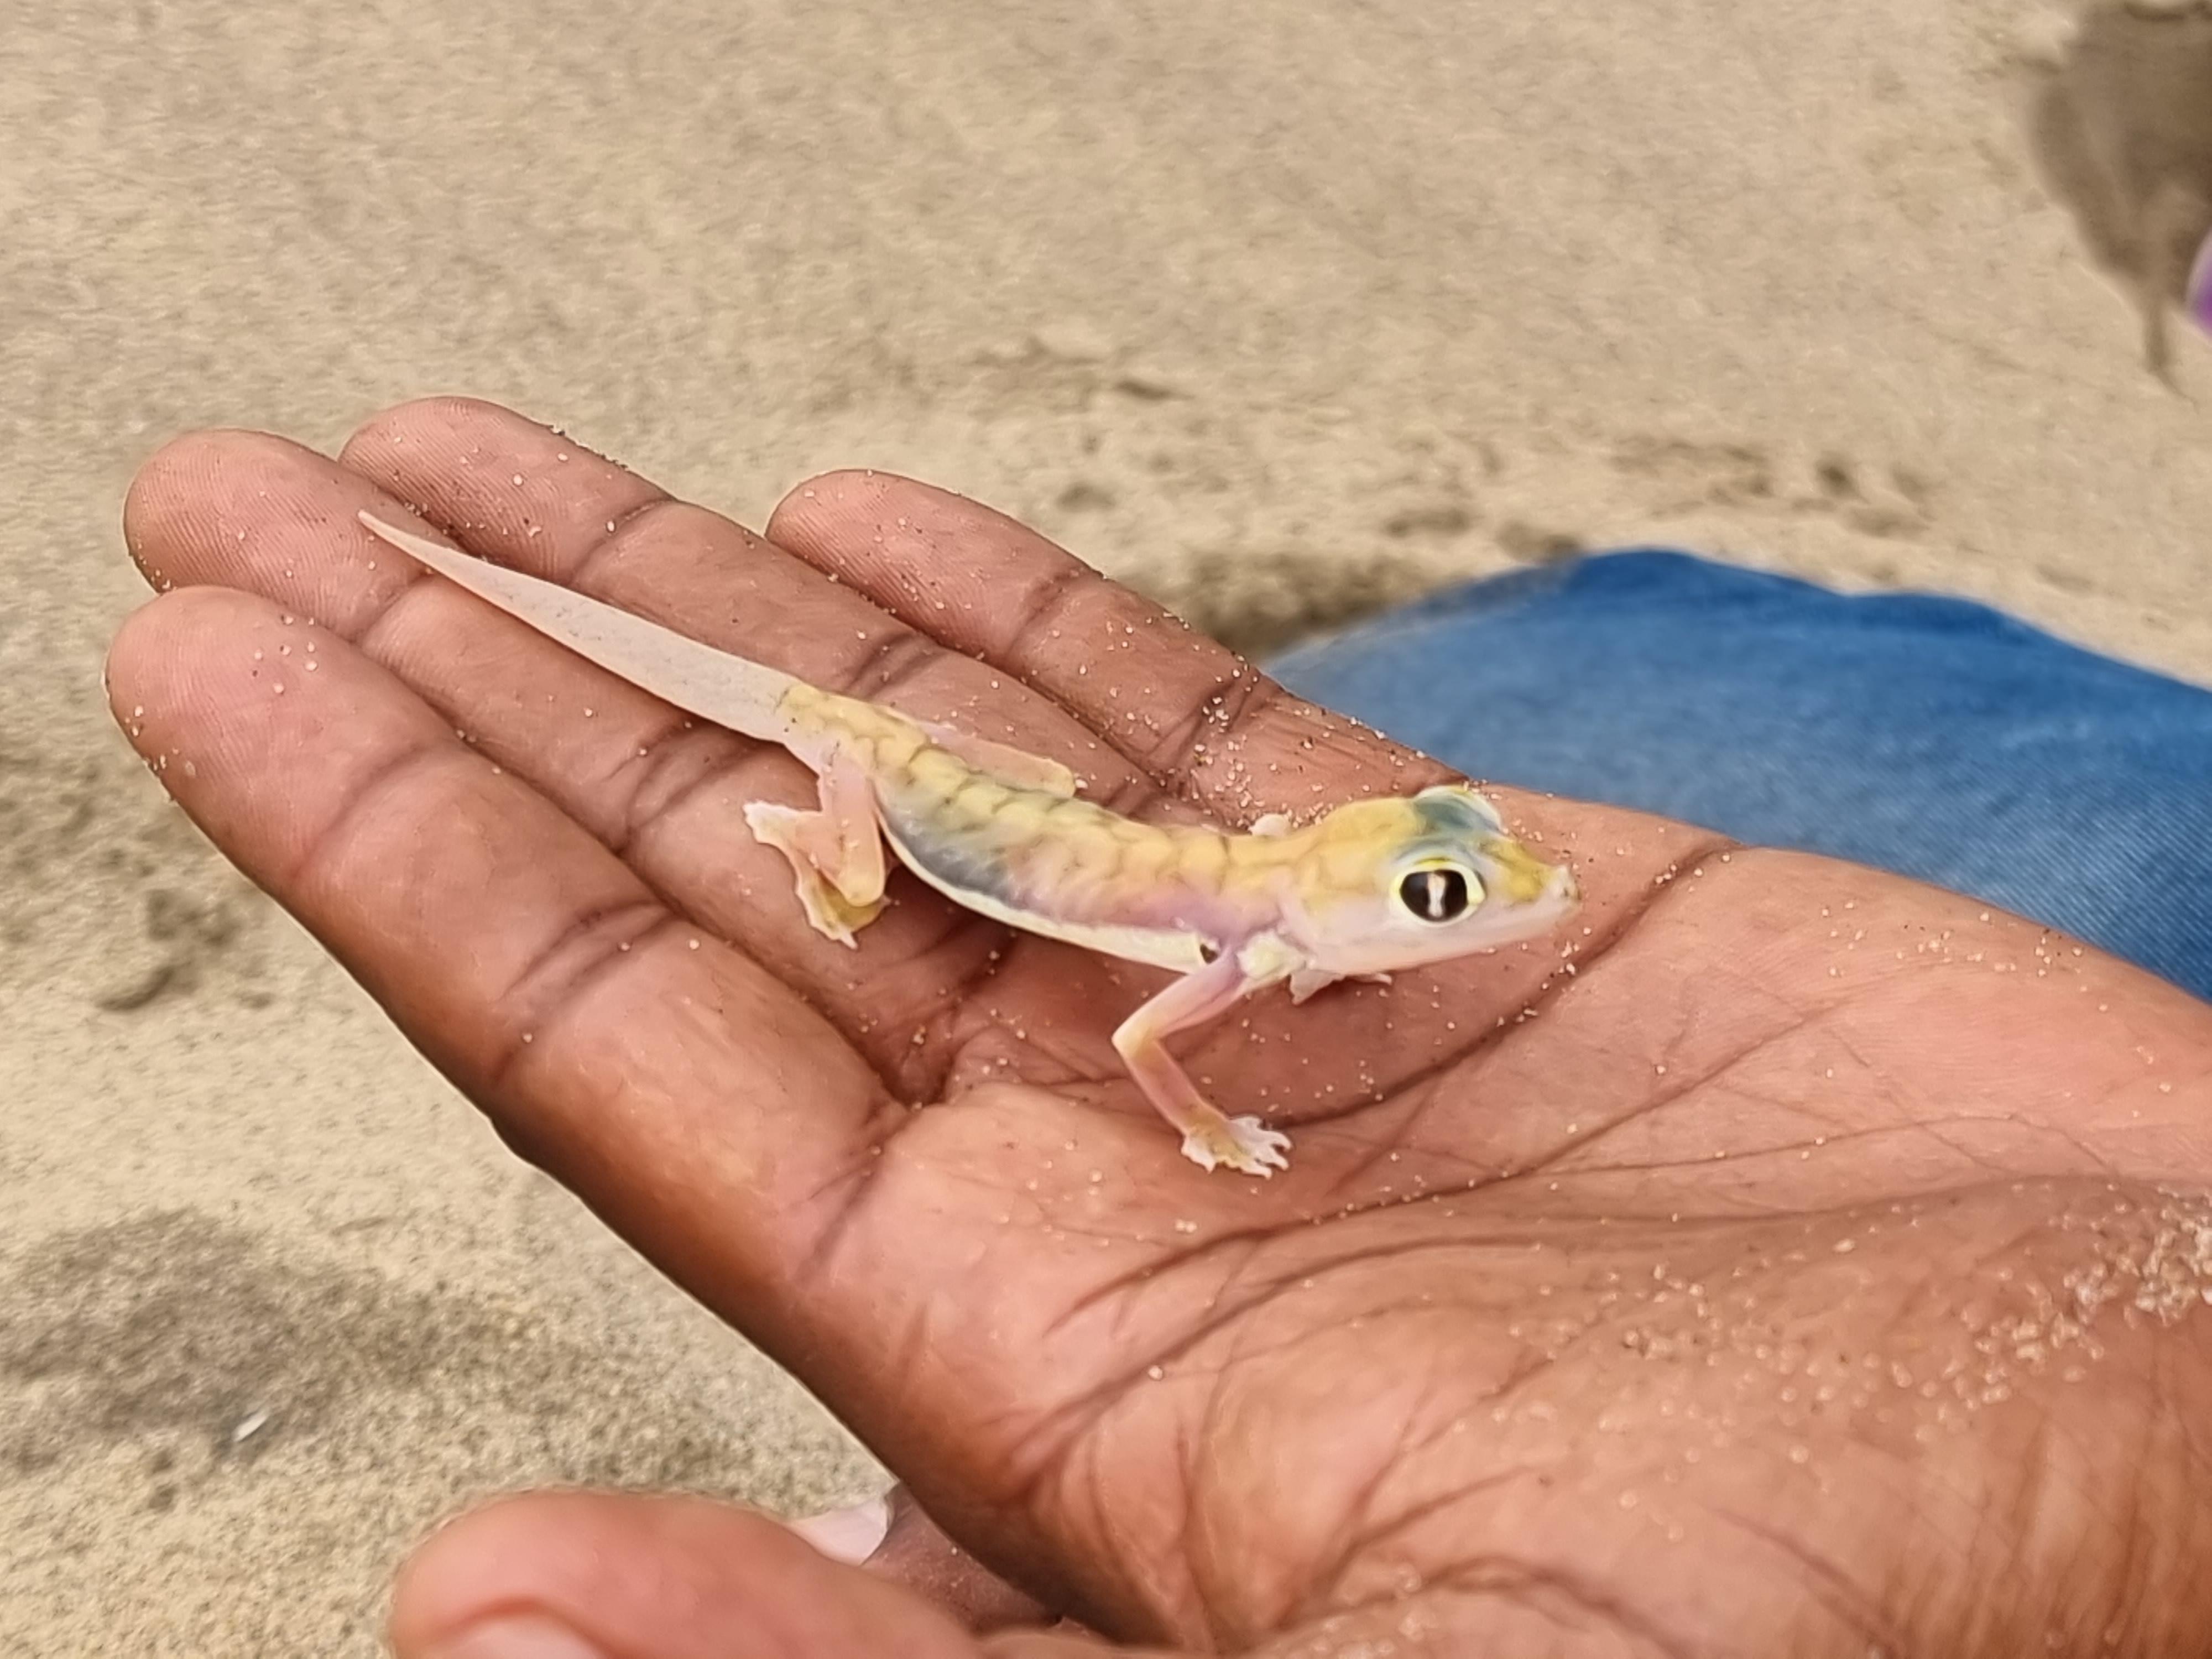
[{"x1": 866, "y1": 748, "x2": 1284, "y2": 969}]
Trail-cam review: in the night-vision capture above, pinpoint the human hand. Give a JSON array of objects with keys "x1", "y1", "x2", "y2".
[{"x1": 110, "y1": 399, "x2": 2212, "y2": 1657}]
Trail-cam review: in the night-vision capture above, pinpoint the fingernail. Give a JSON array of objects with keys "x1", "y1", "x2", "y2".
[
  {"x1": 787, "y1": 1491, "x2": 891, "y2": 1563},
  {"x1": 424, "y1": 1613, "x2": 607, "y2": 1659}
]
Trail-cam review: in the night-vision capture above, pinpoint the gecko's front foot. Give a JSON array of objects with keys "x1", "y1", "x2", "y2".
[
  {"x1": 743, "y1": 797, "x2": 887, "y2": 947},
  {"x1": 1179, "y1": 1109, "x2": 1292, "y2": 1177}
]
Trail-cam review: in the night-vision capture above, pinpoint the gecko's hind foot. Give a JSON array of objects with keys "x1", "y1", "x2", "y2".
[{"x1": 1180, "y1": 1111, "x2": 1292, "y2": 1177}]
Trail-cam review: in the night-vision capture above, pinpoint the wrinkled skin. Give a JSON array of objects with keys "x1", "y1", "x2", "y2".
[{"x1": 108, "y1": 399, "x2": 2212, "y2": 1658}]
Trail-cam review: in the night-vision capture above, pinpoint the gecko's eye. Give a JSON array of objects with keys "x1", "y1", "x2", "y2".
[{"x1": 1396, "y1": 865, "x2": 1478, "y2": 924}]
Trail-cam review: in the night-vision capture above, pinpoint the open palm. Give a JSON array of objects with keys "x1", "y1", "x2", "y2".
[{"x1": 110, "y1": 399, "x2": 2212, "y2": 1658}]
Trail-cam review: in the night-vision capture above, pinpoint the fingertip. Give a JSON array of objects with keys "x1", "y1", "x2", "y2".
[
  {"x1": 123, "y1": 427, "x2": 310, "y2": 589},
  {"x1": 385, "y1": 1492, "x2": 582, "y2": 1656},
  {"x1": 99, "y1": 581, "x2": 458, "y2": 899},
  {"x1": 101, "y1": 587, "x2": 278, "y2": 826},
  {"x1": 103, "y1": 591, "x2": 173, "y2": 721},
  {"x1": 338, "y1": 399, "x2": 662, "y2": 563},
  {"x1": 336, "y1": 396, "x2": 515, "y2": 523},
  {"x1": 340, "y1": 395, "x2": 542, "y2": 471},
  {"x1": 764, "y1": 467, "x2": 911, "y2": 547},
  {"x1": 119, "y1": 429, "x2": 207, "y2": 576},
  {"x1": 104, "y1": 584, "x2": 263, "y2": 732},
  {"x1": 764, "y1": 470, "x2": 1042, "y2": 592}
]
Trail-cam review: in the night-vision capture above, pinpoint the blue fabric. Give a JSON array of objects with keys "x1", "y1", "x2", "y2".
[{"x1": 1267, "y1": 551, "x2": 2212, "y2": 1003}]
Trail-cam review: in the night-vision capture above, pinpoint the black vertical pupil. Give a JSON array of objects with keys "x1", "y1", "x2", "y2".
[{"x1": 1400, "y1": 867, "x2": 1470, "y2": 922}]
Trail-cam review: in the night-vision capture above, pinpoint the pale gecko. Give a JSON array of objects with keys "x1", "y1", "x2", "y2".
[{"x1": 359, "y1": 511, "x2": 1581, "y2": 1176}]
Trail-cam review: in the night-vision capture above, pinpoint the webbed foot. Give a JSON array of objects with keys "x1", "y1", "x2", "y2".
[
  {"x1": 743, "y1": 799, "x2": 888, "y2": 946},
  {"x1": 1179, "y1": 1108, "x2": 1292, "y2": 1177}
]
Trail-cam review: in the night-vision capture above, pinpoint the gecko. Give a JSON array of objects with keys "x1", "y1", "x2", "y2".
[{"x1": 358, "y1": 510, "x2": 1581, "y2": 1176}]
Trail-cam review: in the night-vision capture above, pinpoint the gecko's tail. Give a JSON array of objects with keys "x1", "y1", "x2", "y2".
[{"x1": 357, "y1": 511, "x2": 803, "y2": 745}]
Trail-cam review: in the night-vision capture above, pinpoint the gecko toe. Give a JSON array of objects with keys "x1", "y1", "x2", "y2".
[{"x1": 1181, "y1": 1114, "x2": 1292, "y2": 1177}]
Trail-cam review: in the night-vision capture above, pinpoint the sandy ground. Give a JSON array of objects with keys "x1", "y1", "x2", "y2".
[{"x1": 4, "y1": 1, "x2": 2210, "y2": 1652}]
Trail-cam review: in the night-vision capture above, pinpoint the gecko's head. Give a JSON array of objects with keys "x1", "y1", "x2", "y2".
[{"x1": 1297, "y1": 783, "x2": 1579, "y2": 974}]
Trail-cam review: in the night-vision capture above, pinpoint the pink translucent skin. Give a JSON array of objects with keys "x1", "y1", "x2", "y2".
[{"x1": 2192, "y1": 230, "x2": 2212, "y2": 335}]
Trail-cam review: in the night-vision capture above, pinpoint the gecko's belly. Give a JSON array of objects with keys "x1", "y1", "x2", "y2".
[{"x1": 878, "y1": 816, "x2": 1214, "y2": 973}]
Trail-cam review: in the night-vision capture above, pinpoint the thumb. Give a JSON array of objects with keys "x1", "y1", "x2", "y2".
[{"x1": 388, "y1": 1489, "x2": 990, "y2": 1659}]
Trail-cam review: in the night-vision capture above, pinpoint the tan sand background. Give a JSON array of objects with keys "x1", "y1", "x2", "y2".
[{"x1": 3, "y1": 1, "x2": 2209, "y2": 1652}]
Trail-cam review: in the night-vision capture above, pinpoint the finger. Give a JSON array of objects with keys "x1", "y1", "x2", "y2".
[
  {"x1": 388, "y1": 1491, "x2": 986, "y2": 1659},
  {"x1": 766, "y1": 471, "x2": 1694, "y2": 918},
  {"x1": 761, "y1": 474, "x2": 1460, "y2": 802},
  {"x1": 764, "y1": 470, "x2": 1389, "y2": 805},
  {"x1": 103, "y1": 582, "x2": 899, "y2": 1324},
  {"x1": 335, "y1": 398, "x2": 1140, "y2": 794},
  {"x1": 387, "y1": 1489, "x2": 1426, "y2": 1659}
]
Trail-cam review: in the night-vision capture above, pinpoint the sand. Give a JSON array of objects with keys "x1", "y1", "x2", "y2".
[{"x1": 3, "y1": 0, "x2": 2209, "y2": 1651}]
